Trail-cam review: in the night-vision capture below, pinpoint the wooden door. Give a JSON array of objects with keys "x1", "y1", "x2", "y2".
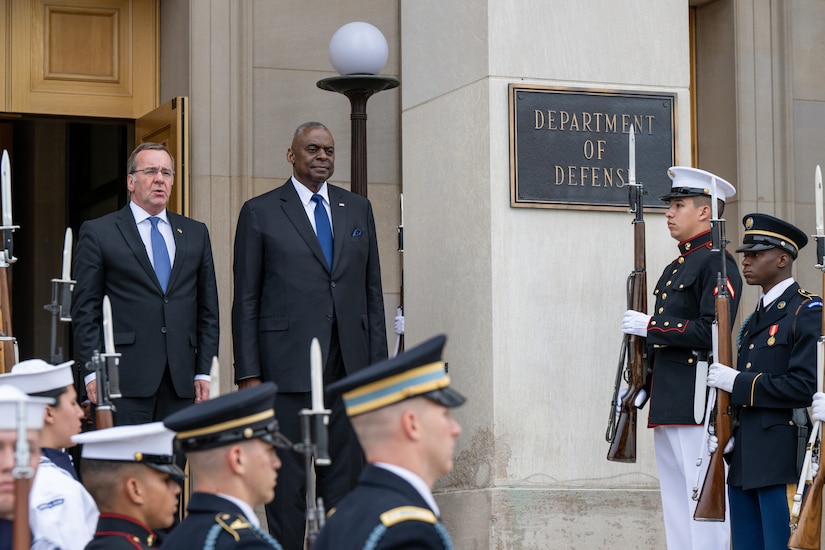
[{"x1": 135, "y1": 97, "x2": 190, "y2": 216}]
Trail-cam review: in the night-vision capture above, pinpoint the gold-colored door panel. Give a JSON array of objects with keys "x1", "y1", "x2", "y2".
[
  {"x1": 8, "y1": 0, "x2": 158, "y2": 118},
  {"x1": 136, "y1": 97, "x2": 189, "y2": 216}
]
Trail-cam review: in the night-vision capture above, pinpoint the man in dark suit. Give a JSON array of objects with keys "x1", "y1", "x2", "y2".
[
  {"x1": 232, "y1": 121, "x2": 388, "y2": 548},
  {"x1": 72, "y1": 142, "x2": 220, "y2": 425},
  {"x1": 708, "y1": 213, "x2": 821, "y2": 548},
  {"x1": 314, "y1": 334, "x2": 463, "y2": 550}
]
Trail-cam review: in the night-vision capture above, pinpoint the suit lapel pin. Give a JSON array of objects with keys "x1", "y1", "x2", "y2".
[
  {"x1": 777, "y1": 301, "x2": 786, "y2": 309},
  {"x1": 177, "y1": 228, "x2": 183, "y2": 234},
  {"x1": 338, "y1": 203, "x2": 345, "y2": 207},
  {"x1": 352, "y1": 229, "x2": 362, "y2": 237}
]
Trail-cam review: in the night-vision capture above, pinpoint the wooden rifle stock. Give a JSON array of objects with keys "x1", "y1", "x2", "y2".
[
  {"x1": 607, "y1": 183, "x2": 647, "y2": 462},
  {"x1": 694, "y1": 278, "x2": 733, "y2": 521},
  {"x1": 789, "y1": 462, "x2": 824, "y2": 549},
  {"x1": 0, "y1": 268, "x2": 13, "y2": 373},
  {"x1": 12, "y1": 477, "x2": 29, "y2": 550},
  {"x1": 788, "y1": 266, "x2": 825, "y2": 549}
]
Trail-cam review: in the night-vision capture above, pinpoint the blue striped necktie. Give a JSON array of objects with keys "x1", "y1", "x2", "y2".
[
  {"x1": 149, "y1": 216, "x2": 172, "y2": 292},
  {"x1": 312, "y1": 194, "x2": 334, "y2": 269}
]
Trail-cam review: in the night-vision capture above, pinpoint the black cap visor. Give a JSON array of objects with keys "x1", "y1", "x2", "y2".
[{"x1": 422, "y1": 387, "x2": 466, "y2": 409}]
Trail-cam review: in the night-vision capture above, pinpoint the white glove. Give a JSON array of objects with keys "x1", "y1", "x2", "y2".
[
  {"x1": 616, "y1": 388, "x2": 648, "y2": 415},
  {"x1": 394, "y1": 314, "x2": 405, "y2": 335},
  {"x1": 813, "y1": 458, "x2": 820, "y2": 478},
  {"x1": 813, "y1": 392, "x2": 825, "y2": 423},
  {"x1": 707, "y1": 362, "x2": 739, "y2": 393},
  {"x1": 621, "y1": 310, "x2": 651, "y2": 337},
  {"x1": 707, "y1": 434, "x2": 735, "y2": 454}
]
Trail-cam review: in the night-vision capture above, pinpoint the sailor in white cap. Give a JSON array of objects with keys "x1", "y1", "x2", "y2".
[
  {"x1": 618, "y1": 166, "x2": 743, "y2": 549},
  {"x1": 73, "y1": 422, "x2": 184, "y2": 549},
  {"x1": 0, "y1": 384, "x2": 52, "y2": 548},
  {"x1": 0, "y1": 359, "x2": 97, "y2": 549}
]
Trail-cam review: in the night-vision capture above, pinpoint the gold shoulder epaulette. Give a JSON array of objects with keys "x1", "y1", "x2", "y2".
[
  {"x1": 380, "y1": 506, "x2": 437, "y2": 527},
  {"x1": 213, "y1": 513, "x2": 251, "y2": 541}
]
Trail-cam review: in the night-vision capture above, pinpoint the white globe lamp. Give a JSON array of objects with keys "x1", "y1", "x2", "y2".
[{"x1": 328, "y1": 22, "x2": 388, "y2": 76}]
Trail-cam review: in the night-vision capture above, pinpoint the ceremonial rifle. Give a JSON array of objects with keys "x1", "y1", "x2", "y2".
[
  {"x1": 12, "y1": 400, "x2": 32, "y2": 550},
  {"x1": 693, "y1": 177, "x2": 733, "y2": 521},
  {"x1": 43, "y1": 228, "x2": 74, "y2": 364},
  {"x1": 297, "y1": 337, "x2": 331, "y2": 550},
  {"x1": 607, "y1": 126, "x2": 647, "y2": 462},
  {"x1": 0, "y1": 150, "x2": 19, "y2": 373},
  {"x1": 394, "y1": 193, "x2": 404, "y2": 357},
  {"x1": 86, "y1": 295, "x2": 121, "y2": 429},
  {"x1": 788, "y1": 165, "x2": 825, "y2": 550}
]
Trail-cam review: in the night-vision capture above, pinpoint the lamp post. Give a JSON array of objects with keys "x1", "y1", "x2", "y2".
[{"x1": 317, "y1": 22, "x2": 399, "y2": 198}]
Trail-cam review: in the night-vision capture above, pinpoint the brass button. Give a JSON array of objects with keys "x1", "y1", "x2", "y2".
[
  {"x1": 677, "y1": 323, "x2": 683, "y2": 328},
  {"x1": 658, "y1": 307, "x2": 664, "y2": 314},
  {"x1": 688, "y1": 357, "x2": 694, "y2": 364},
  {"x1": 664, "y1": 321, "x2": 670, "y2": 327},
  {"x1": 666, "y1": 280, "x2": 672, "y2": 286},
  {"x1": 678, "y1": 257, "x2": 685, "y2": 264},
  {"x1": 745, "y1": 362, "x2": 752, "y2": 369},
  {"x1": 662, "y1": 293, "x2": 667, "y2": 300},
  {"x1": 749, "y1": 344, "x2": 754, "y2": 350}
]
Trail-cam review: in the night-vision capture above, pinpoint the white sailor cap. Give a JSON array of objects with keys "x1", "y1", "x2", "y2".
[
  {"x1": 0, "y1": 385, "x2": 53, "y2": 430},
  {"x1": 660, "y1": 166, "x2": 736, "y2": 203},
  {"x1": 0, "y1": 359, "x2": 75, "y2": 395},
  {"x1": 73, "y1": 422, "x2": 185, "y2": 479}
]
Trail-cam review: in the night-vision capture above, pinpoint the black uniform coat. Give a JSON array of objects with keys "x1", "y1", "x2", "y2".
[
  {"x1": 727, "y1": 283, "x2": 822, "y2": 490},
  {"x1": 314, "y1": 464, "x2": 454, "y2": 550},
  {"x1": 85, "y1": 514, "x2": 159, "y2": 549},
  {"x1": 158, "y1": 493, "x2": 282, "y2": 549},
  {"x1": 232, "y1": 180, "x2": 387, "y2": 389},
  {"x1": 72, "y1": 204, "x2": 220, "y2": 400},
  {"x1": 645, "y1": 230, "x2": 743, "y2": 425}
]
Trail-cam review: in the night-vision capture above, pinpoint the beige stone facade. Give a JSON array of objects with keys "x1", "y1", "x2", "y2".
[{"x1": 165, "y1": 0, "x2": 825, "y2": 547}]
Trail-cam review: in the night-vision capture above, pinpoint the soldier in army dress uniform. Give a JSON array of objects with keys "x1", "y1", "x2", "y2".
[
  {"x1": 160, "y1": 382, "x2": 290, "y2": 550},
  {"x1": 314, "y1": 334, "x2": 464, "y2": 550},
  {"x1": 707, "y1": 213, "x2": 821, "y2": 549},
  {"x1": 620, "y1": 166, "x2": 742, "y2": 549}
]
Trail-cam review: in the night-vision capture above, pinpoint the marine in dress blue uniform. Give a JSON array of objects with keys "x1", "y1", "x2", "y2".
[
  {"x1": 314, "y1": 335, "x2": 464, "y2": 550},
  {"x1": 161, "y1": 382, "x2": 290, "y2": 550},
  {"x1": 707, "y1": 213, "x2": 821, "y2": 549},
  {"x1": 621, "y1": 166, "x2": 742, "y2": 549},
  {"x1": 73, "y1": 422, "x2": 185, "y2": 550}
]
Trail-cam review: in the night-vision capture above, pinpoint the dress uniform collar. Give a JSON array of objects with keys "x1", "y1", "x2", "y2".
[{"x1": 677, "y1": 230, "x2": 712, "y2": 257}]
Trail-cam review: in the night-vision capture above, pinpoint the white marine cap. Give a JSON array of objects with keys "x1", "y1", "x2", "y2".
[
  {"x1": 661, "y1": 166, "x2": 736, "y2": 203},
  {"x1": 0, "y1": 359, "x2": 75, "y2": 395},
  {"x1": 0, "y1": 384, "x2": 53, "y2": 430},
  {"x1": 73, "y1": 421, "x2": 186, "y2": 479}
]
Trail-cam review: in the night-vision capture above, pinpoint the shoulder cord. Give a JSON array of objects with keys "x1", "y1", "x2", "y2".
[{"x1": 362, "y1": 522, "x2": 455, "y2": 550}]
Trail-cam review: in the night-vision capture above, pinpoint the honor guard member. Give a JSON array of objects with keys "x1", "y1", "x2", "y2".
[
  {"x1": 73, "y1": 422, "x2": 184, "y2": 549},
  {"x1": 0, "y1": 359, "x2": 98, "y2": 549},
  {"x1": 0, "y1": 384, "x2": 53, "y2": 548},
  {"x1": 160, "y1": 382, "x2": 290, "y2": 550},
  {"x1": 314, "y1": 334, "x2": 464, "y2": 550},
  {"x1": 707, "y1": 213, "x2": 821, "y2": 549},
  {"x1": 620, "y1": 166, "x2": 742, "y2": 549}
]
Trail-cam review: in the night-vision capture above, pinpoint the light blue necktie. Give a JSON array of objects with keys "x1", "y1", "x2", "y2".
[
  {"x1": 149, "y1": 216, "x2": 172, "y2": 292},
  {"x1": 312, "y1": 194, "x2": 334, "y2": 269}
]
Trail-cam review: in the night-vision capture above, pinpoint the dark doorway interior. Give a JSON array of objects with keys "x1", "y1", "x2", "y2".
[{"x1": 0, "y1": 117, "x2": 132, "y2": 368}]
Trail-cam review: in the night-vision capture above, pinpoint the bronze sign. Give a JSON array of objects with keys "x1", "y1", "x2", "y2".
[{"x1": 510, "y1": 85, "x2": 677, "y2": 210}]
